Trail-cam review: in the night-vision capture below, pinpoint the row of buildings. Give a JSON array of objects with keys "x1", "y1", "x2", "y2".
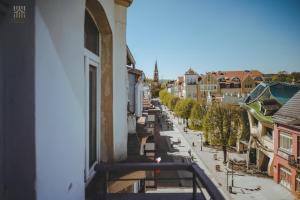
[
  {"x1": 166, "y1": 67, "x2": 300, "y2": 196},
  {"x1": 0, "y1": 0, "x2": 158, "y2": 199},
  {"x1": 1, "y1": 1, "x2": 222, "y2": 200},
  {"x1": 167, "y1": 68, "x2": 265, "y2": 104},
  {"x1": 243, "y1": 83, "x2": 300, "y2": 196}
]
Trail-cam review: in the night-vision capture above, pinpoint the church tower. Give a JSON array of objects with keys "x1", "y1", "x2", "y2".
[{"x1": 153, "y1": 60, "x2": 159, "y2": 83}]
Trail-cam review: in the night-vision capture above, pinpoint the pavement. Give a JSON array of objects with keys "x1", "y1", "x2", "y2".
[{"x1": 160, "y1": 107, "x2": 294, "y2": 200}]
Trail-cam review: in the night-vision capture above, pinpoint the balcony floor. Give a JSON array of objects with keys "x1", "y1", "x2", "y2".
[{"x1": 107, "y1": 193, "x2": 204, "y2": 200}]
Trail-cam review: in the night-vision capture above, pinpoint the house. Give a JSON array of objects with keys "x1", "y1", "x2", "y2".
[
  {"x1": 0, "y1": 0, "x2": 134, "y2": 199},
  {"x1": 243, "y1": 82, "x2": 300, "y2": 176},
  {"x1": 126, "y1": 47, "x2": 145, "y2": 134},
  {"x1": 273, "y1": 91, "x2": 300, "y2": 195},
  {"x1": 166, "y1": 80, "x2": 176, "y2": 95},
  {"x1": 183, "y1": 68, "x2": 199, "y2": 99},
  {"x1": 197, "y1": 72, "x2": 219, "y2": 102},
  {"x1": 175, "y1": 76, "x2": 184, "y2": 98},
  {"x1": 198, "y1": 70, "x2": 264, "y2": 101}
]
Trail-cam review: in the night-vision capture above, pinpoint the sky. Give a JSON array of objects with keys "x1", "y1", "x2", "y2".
[{"x1": 126, "y1": 0, "x2": 300, "y2": 80}]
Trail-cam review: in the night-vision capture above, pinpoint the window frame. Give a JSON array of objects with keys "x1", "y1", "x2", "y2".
[
  {"x1": 84, "y1": 49, "x2": 101, "y2": 184},
  {"x1": 84, "y1": 9, "x2": 101, "y2": 184},
  {"x1": 279, "y1": 131, "x2": 293, "y2": 154}
]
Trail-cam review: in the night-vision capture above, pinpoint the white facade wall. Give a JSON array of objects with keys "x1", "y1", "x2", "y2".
[
  {"x1": 34, "y1": 0, "x2": 130, "y2": 199},
  {"x1": 183, "y1": 74, "x2": 198, "y2": 98},
  {"x1": 35, "y1": 1, "x2": 85, "y2": 200},
  {"x1": 113, "y1": 4, "x2": 128, "y2": 161},
  {"x1": 135, "y1": 80, "x2": 144, "y2": 117}
]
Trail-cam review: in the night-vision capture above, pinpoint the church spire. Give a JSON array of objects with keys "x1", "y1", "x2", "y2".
[{"x1": 154, "y1": 60, "x2": 159, "y2": 83}]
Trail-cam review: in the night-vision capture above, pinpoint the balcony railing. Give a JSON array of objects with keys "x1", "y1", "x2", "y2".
[
  {"x1": 94, "y1": 162, "x2": 225, "y2": 200},
  {"x1": 288, "y1": 155, "x2": 300, "y2": 170}
]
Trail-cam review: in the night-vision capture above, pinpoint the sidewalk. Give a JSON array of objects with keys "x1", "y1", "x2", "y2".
[{"x1": 164, "y1": 110, "x2": 294, "y2": 200}]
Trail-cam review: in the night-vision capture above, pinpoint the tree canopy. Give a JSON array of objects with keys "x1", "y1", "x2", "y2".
[{"x1": 203, "y1": 103, "x2": 241, "y2": 163}]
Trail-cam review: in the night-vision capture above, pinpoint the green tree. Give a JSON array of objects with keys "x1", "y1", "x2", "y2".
[
  {"x1": 203, "y1": 103, "x2": 241, "y2": 163},
  {"x1": 174, "y1": 99, "x2": 184, "y2": 118},
  {"x1": 178, "y1": 98, "x2": 196, "y2": 127},
  {"x1": 190, "y1": 102, "x2": 207, "y2": 130},
  {"x1": 168, "y1": 96, "x2": 180, "y2": 111}
]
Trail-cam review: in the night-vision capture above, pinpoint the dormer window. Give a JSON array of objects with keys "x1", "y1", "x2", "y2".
[
  {"x1": 254, "y1": 76, "x2": 263, "y2": 81},
  {"x1": 232, "y1": 77, "x2": 240, "y2": 82}
]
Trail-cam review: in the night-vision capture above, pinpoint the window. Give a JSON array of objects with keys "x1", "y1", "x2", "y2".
[
  {"x1": 84, "y1": 10, "x2": 101, "y2": 183},
  {"x1": 296, "y1": 175, "x2": 300, "y2": 192},
  {"x1": 254, "y1": 76, "x2": 263, "y2": 81},
  {"x1": 265, "y1": 127, "x2": 273, "y2": 139},
  {"x1": 280, "y1": 131, "x2": 292, "y2": 154},
  {"x1": 279, "y1": 166, "x2": 291, "y2": 190},
  {"x1": 253, "y1": 117, "x2": 258, "y2": 127},
  {"x1": 89, "y1": 65, "x2": 97, "y2": 167},
  {"x1": 84, "y1": 11, "x2": 99, "y2": 55}
]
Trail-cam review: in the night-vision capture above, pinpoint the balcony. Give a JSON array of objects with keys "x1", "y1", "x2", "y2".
[
  {"x1": 288, "y1": 155, "x2": 300, "y2": 170},
  {"x1": 93, "y1": 162, "x2": 225, "y2": 200}
]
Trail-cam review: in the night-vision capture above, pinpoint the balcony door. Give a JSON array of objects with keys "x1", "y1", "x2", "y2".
[{"x1": 84, "y1": 10, "x2": 101, "y2": 183}]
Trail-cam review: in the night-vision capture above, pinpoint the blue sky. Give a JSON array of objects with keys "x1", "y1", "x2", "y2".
[{"x1": 127, "y1": 0, "x2": 300, "y2": 80}]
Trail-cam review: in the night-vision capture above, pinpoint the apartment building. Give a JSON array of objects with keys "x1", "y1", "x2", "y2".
[
  {"x1": 0, "y1": 0, "x2": 133, "y2": 199},
  {"x1": 198, "y1": 70, "x2": 264, "y2": 103},
  {"x1": 183, "y1": 68, "x2": 199, "y2": 99},
  {"x1": 243, "y1": 82, "x2": 300, "y2": 176},
  {"x1": 273, "y1": 91, "x2": 300, "y2": 195}
]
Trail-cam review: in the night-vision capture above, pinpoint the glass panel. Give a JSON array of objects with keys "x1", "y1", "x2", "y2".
[
  {"x1": 89, "y1": 65, "x2": 97, "y2": 167},
  {"x1": 280, "y1": 131, "x2": 292, "y2": 153},
  {"x1": 85, "y1": 11, "x2": 99, "y2": 55},
  {"x1": 280, "y1": 166, "x2": 291, "y2": 190}
]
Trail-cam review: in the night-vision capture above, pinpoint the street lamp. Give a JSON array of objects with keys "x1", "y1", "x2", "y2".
[{"x1": 200, "y1": 134, "x2": 203, "y2": 151}]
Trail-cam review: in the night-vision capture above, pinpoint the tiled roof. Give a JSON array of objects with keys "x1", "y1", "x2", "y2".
[
  {"x1": 185, "y1": 68, "x2": 198, "y2": 75},
  {"x1": 206, "y1": 70, "x2": 263, "y2": 84},
  {"x1": 273, "y1": 90, "x2": 300, "y2": 127}
]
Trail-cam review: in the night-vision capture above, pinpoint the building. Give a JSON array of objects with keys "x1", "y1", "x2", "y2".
[
  {"x1": 183, "y1": 68, "x2": 199, "y2": 99},
  {"x1": 273, "y1": 91, "x2": 300, "y2": 195},
  {"x1": 243, "y1": 82, "x2": 300, "y2": 176},
  {"x1": 153, "y1": 60, "x2": 159, "y2": 86},
  {"x1": 166, "y1": 80, "x2": 176, "y2": 95},
  {"x1": 175, "y1": 76, "x2": 184, "y2": 98},
  {"x1": 197, "y1": 70, "x2": 264, "y2": 104},
  {"x1": 0, "y1": 0, "x2": 134, "y2": 199},
  {"x1": 0, "y1": 0, "x2": 225, "y2": 199}
]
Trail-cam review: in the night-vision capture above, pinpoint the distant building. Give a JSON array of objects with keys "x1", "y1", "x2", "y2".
[
  {"x1": 175, "y1": 76, "x2": 184, "y2": 98},
  {"x1": 243, "y1": 82, "x2": 300, "y2": 176},
  {"x1": 273, "y1": 90, "x2": 300, "y2": 194},
  {"x1": 183, "y1": 68, "x2": 199, "y2": 99},
  {"x1": 153, "y1": 60, "x2": 159, "y2": 85},
  {"x1": 198, "y1": 70, "x2": 264, "y2": 103},
  {"x1": 166, "y1": 80, "x2": 176, "y2": 95}
]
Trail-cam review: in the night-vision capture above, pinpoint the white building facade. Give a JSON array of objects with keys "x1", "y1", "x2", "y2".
[{"x1": 0, "y1": 0, "x2": 133, "y2": 199}]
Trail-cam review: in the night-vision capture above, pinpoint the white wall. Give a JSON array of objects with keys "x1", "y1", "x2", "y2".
[
  {"x1": 35, "y1": 1, "x2": 85, "y2": 200},
  {"x1": 112, "y1": 4, "x2": 128, "y2": 161}
]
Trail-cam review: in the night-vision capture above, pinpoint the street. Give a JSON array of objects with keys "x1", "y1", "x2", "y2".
[{"x1": 160, "y1": 106, "x2": 294, "y2": 200}]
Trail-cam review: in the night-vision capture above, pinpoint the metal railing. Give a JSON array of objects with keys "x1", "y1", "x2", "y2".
[{"x1": 94, "y1": 162, "x2": 225, "y2": 200}]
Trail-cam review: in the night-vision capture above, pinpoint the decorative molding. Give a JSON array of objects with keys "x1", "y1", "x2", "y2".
[{"x1": 115, "y1": 0, "x2": 133, "y2": 7}]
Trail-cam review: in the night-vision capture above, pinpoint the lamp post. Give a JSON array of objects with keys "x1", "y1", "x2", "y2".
[{"x1": 200, "y1": 134, "x2": 203, "y2": 151}]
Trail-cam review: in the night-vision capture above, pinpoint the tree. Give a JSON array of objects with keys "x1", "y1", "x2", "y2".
[
  {"x1": 179, "y1": 98, "x2": 196, "y2": 127},
  {"x1": 203, "y1": 103, "x2": 241, "y2": 163},
  {"x1": 168, "y1": 96, "x2": 180, "y2": 111},
  {"x1": 190, "y1": 102, "x2": 207, "y2": 130},
  {"x1": 174, "y1": 99, "x2": 184, "y2": 118}
]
